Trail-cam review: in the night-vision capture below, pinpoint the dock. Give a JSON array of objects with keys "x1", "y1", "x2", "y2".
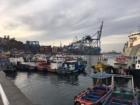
[{"x1": 0, "y1": 71, "x2": 33, "y2": 105}]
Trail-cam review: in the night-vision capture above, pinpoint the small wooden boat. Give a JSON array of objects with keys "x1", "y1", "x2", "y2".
[
  {"x1": 103, "y1": 75, "x2": 138, "y2": 105},
  {"x1": 74, "y1": 72, "x2": 113, "y2": 105}
]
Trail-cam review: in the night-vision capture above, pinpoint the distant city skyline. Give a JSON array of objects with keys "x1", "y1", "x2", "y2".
[{"x1": 0, "y1": 0, "x2": 140, "y2": 52}]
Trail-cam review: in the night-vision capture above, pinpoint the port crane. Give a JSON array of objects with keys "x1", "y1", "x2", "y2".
[
  {"x1": 64, "y1": 21, "x2": 103, "y2": 55},
  {"x1": 72, "y1": 21, "x2": 103, "y2": 48}
]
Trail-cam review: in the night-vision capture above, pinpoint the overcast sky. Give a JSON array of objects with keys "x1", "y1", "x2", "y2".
[{"x1": 0, "y1": 0, "x2": 140, "y2": 52}]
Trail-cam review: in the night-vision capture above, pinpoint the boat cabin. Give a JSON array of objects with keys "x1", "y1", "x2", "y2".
[
  {"x1": 103, "y1": 75, "x2": 138, "y2": 105},
  {"x1": 63, "y1": 60, "x2": 77, "y2": 71}
]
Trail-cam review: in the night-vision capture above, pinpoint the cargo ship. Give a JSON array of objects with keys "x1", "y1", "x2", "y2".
[
  {"x1": 63, "y1": 21, "x2": 103, "y2": 55},
  {"x1": 123, "y1": 32, "x2": 140, "y2": 77},
  {"x1": 123, "y1": 32, "x2": 140, "y2": 56}
]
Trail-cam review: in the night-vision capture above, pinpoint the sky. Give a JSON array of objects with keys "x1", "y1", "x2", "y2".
[{"x1": 0, "y1": 0, "x2": 140, "y2": 52}]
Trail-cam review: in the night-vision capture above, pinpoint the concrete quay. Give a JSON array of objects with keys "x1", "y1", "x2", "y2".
[{"x1": 0, "y1": 71, "x2": 33, "y2": 105}]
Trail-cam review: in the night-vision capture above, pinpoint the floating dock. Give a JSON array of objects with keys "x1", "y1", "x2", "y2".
[{"x1": 0, "y1": 71, "x2": 33, "y2": 105}]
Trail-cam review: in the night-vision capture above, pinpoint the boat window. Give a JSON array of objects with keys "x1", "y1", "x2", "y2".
[
  {"x1": 69, "y1": 64, "x2": 75, "y2": 70},
  {"x1": 64, "y1": 64, "x2": 68, "y2": 68},
  {"x1": 138, "y1": 60, "x2": 140, "y2": 64},
  {"x1": 78, "y1": 61, "x2": 81, "y2": 65},
  {"x1": 133, "y1": 56, "x2": 137, "y2": 59}
]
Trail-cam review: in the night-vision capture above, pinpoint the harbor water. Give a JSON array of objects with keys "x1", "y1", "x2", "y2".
[{"x1": 5, "y1": 55, "x2": 140, "y2": 105}]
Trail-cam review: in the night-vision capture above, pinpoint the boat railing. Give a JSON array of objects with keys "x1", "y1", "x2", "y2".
[
  {"x1": 0, "y1": 84, "x2": 9, "y2": 105},
  {"x1": 102, "y1": 90, "x2": 112, "y2": 105},
  {"x1": 96, "y1": 88, "x2": 112, "y2": 104}
]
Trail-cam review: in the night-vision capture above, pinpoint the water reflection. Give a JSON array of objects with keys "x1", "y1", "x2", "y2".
[
  {"x1": 5, "y1": 71, "x2": 92, "y2": 105},
  {"x1": 4, "y1": 71, "x2": 17, "y2": 79}
]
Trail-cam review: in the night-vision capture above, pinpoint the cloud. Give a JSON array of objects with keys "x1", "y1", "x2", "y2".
[
  {"x1": 101, "y1": 34, "x2": 128, "y2": 45},
  {"x1": 113, "y1": 14, "x2": 140, "y2": 22},
  {"x1": 0, "y1": 0, "x2": 140, "y2": 52},
  {"x1": 101, "y1": 34, "x2": 128, "y2": 52}
]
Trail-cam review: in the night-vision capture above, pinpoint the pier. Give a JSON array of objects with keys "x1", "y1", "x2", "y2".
[{"x1": 0, "y1": 71, "x2": 33, "y2": 105}]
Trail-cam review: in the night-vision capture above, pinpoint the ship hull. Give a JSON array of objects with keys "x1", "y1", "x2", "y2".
[
  {"x1": 123, "y1": 44, "x2": 140, "y2": 56},
  {"x1": 129, "y1": 69, "x2": 140, "y2": 77}
]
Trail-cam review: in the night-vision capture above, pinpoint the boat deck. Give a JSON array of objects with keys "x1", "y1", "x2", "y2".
[
  {"x1": 82, "y1": 87, "x2": 108, "y2": 102},
  {"x1": 110, "y1": 98, "x2": 132, "y2": 105},
  {"x1": 107, "y1": 91, "x2": 134, "y2": 105},
  {"x1": 76, "y1": 86, "x2": 110, "y2": 105}
]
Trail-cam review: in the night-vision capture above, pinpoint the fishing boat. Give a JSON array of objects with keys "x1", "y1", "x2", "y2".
[
  {"x1": 74, "y1": 72, "x2": 113, "y2": 105},
  {"x1": 48, "y1": 54, "x2": 65, "y2": 72},
  {"x1": 19, "y1": 62, "x2": 36, "y2": 71},
  {"x1": 48, "y1": 61, "x2": 63, "y2": 72},
  {"x1": 57, "y1": 58, "x2": 87, "y2": 74},
  {"x1": 48, "y1": 54, "x2": 69, "y2": 72},
  {"x1": 112, "y1": 55, "x2": 131, "y2": 75},
  {"x1": 91, "y1": 55, "x2": 116, "y2": 74},
  {"x1": 9, "y1": 57, "x2": 36, "y2": 71},
  {"x1": 9, "y1": 57, "x2": 24, "y2": 66},
  {"x1": 57, "y1": 60, "x2": 79, "y2": 74},
  {"x1": 14, "y1": 55, "x2": 48, "y2": 71},
  {"x1": 32, "y1": 54, "x2": 47, "y2": 62},
  {"x1": 49, "y1": 54, "x2": 87, "y2": 73},
  {"x1": 49, "y1": 54, "x2": 66, "y2": 63},
  {"x1": 103, "y1": 74, "x2": 138, "y2": 105},
  {"x1": 92, "y1": 62, "x2": 109, "y2": 72},
  {"x1": 36, "y1": 60, "x2": 49, "y2": 71},
  {"x1": 0, "y1": 58, "x2": 16, "y2": 72}
]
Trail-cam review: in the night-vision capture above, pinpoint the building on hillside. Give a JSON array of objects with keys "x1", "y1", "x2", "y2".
[
  {"x1": 40, "y1": 46, "x2": 52, "y2": 54},
  {"x1": 52, "y1": 46, "x2": 63, "y2": 54},
  {"x1": 25, "y1": 41, "x2": 40, "y2": 53}
]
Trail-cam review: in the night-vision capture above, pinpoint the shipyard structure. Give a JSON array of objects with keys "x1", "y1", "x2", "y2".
[
  {"x1": 123, "y1": 32, "x2": 140, "y2": 56},
  {"x1": 63, "y1": 21, "x2": 103, "y2": 55}
]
